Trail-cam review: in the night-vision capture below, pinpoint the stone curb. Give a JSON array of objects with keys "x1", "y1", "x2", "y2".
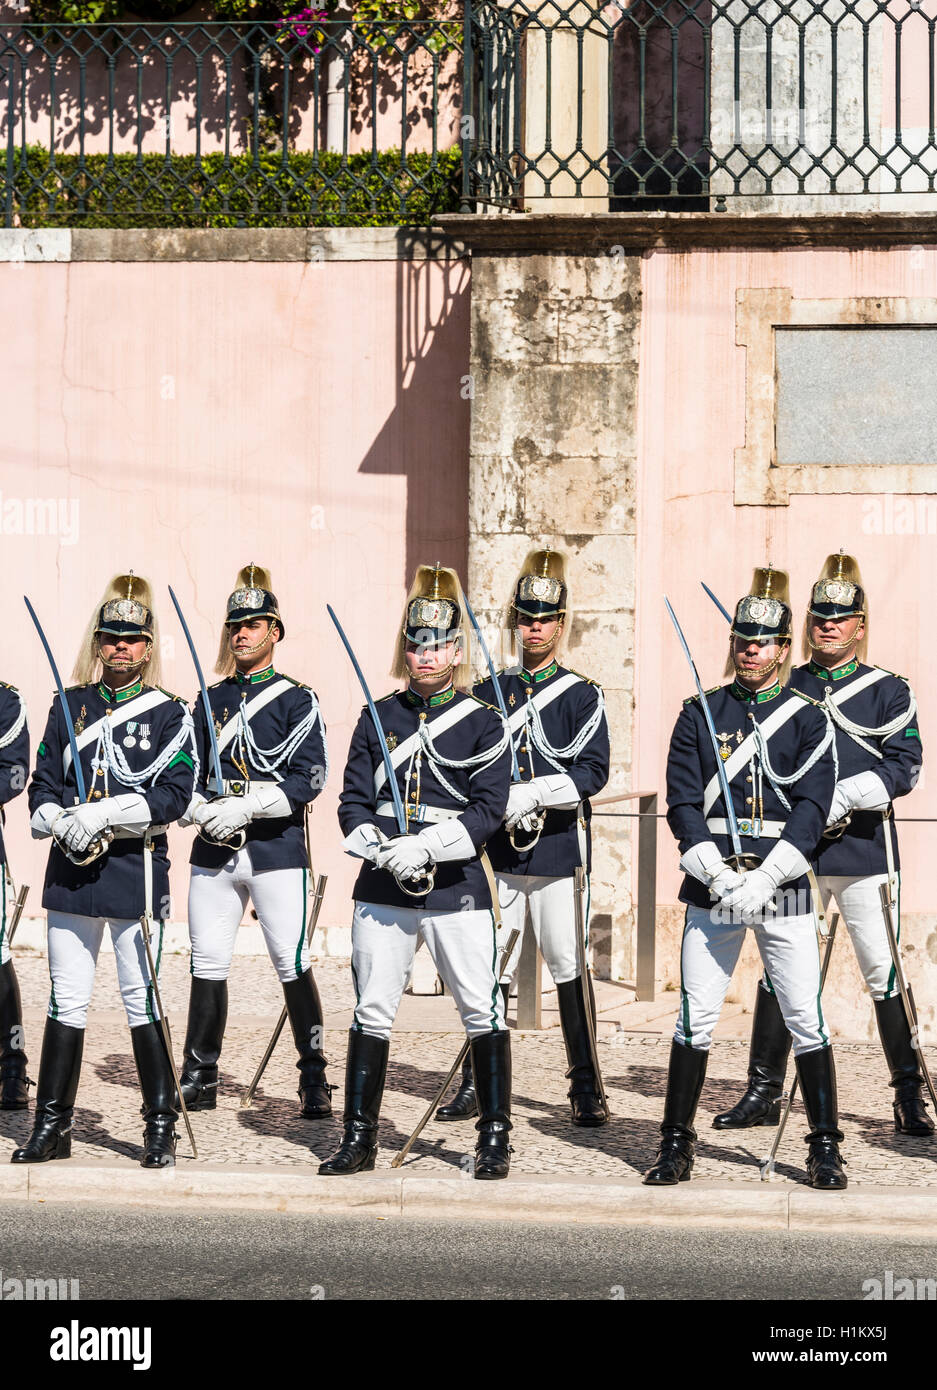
[{"x1": 1, "y1": 1163, "x2": 933, "y2": 1232}]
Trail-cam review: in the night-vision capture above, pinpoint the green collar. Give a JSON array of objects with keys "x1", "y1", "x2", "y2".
[
  {"x1": 235, "y1": 665, "x2": 275, "y2": 686},
  {"x1": 405, "y1": 684, "x2": 455, "y2": 709},
  {"x1": 97, "y1": 679, "x2": 144, "y2": 704},
  {"x1": 730, "y1": 678, "x2": 782, "y2": 705},
  {"x1": 518, "y1": 659, "x2": 558, "y2": 686},
  {"x1": 809, "y1": 657, "x2": 858, "y2": 682}
]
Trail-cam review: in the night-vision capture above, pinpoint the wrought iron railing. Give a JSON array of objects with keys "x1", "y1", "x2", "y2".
[
  {"x1": 0, "y1": 18, "x2": 462, "y2": 225},
  {"x1": 464, "y1": 0, "x2": 937, "y2": 211}
]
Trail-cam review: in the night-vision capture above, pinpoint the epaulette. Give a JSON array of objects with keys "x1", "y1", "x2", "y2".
[
  {"x1": 0, "y1": 680, "x2": 19, "y2": 694},
  {"x1": 209, "y1": 678, "x2": 227, "y2": 690},
  {"x1": 370, "y1": 691, "x2": 398, "y2": 707},
  {"x1": 568, "y1": 668, "x2": 599, "y2": 687},
  {"x1": 64, "y1": 683, "x2": 84, "y2": 692},
  {"x1": 791, "y1": 688, "x2": 821, "y2": 707},
  {"x1": 280, "y1": 672, "x2": 310, "y2": 690},
  {"x1": 874, "y1": 665, "x2": 910, "y2": 684},
  {"x1": 468, "y1": 692, "x2": 500, "y2": 714},
  {"x1": 156, "y1": 684, "x2": 185, "y2": 704},
  {"x1": 684, "y1": 685, "x2": 720, "y2": 706}
]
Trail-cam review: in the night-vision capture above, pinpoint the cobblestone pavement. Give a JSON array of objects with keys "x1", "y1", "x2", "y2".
[{"x1": 3, "y1": 952, "x2": 937, "y2": 1188}]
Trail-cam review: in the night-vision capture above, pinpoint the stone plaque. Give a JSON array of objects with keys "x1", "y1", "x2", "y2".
[{"x1": 775, "y1": 326, "x2": 937, "y2": 466}]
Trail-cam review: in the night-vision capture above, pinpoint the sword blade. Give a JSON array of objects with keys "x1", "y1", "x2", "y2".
[
  {"x1": 327, "y1": 604, "x2": 407, "y2": 835},
  {"x1": 464, "y1": 594, "x2": 520, "y2": 782},
  {"x1": 168, "y1": 587, "x2": 225, "y2": 794},
  {"x1": 701, "y1": 582, "x2": 733, "y2": 625},
  {"x1": 24, "y1": 597, "x2": 86, "y2": 804},
  {"x1": 664, "y1": 596, "x2": 743, "y2": 860}
]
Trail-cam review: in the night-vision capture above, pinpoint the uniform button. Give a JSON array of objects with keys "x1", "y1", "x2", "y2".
[
  {"x1": 419, "y1": 712, "x2": 427, "y2": 722},
  {"x1": 519, "y1": 767, "x2": 526, "y2": 774},
  {"x1": 93, "y1": 790, "x2": 103, "y2": 800},
  {"x1": 521, "y1": 744, "x2": 529, "y2": 752},
  {"x1": 746, "y1": 797, "x2": 753, "y2": 805},
  {"x1": 410, "y1": 791, "x2": 418, "y2": 800},
  {"x1": 746, "y1": 776, "x2": 752, "y2": 783}
]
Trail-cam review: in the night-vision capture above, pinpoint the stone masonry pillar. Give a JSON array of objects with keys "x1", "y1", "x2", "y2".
[{"x1": 466, "y1": 248, "x2": 640, "y2": 980}]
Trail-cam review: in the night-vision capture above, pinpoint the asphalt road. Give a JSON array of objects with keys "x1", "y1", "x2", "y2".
[{"x1": 2, "y1": 1201, "x2": 937, "y2": 1302}]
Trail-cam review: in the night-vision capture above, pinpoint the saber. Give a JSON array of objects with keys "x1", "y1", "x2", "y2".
[
  {"x1": 701, "y1": 581, "x2": 733, "y2": 625},
  {"x1": 463, "y1": 594, "x2": 542, "y2": 851},
  {"x1": 6, "y1": 883, "x2": 29, "y2": 948},
  {"x1": 167, "y1": 586, "x2": 245, "y2": 851},
  {"x1": 390, "y1": 927, "x2": 520, "y2": 1170},
  {"x1": 240, "y1": 871, "x2": 328, "y2": 1109},
  {"x1": 878, "y1": 879, "x2": 937, "y2": 1115},
  {"x1": 140, "y1": 835, "x2": 197, "y2": 1158},
  {"x1": 574, "y1": 864, "x2": 609, "y2": 1119},
  {"x1": 327, "y1": 604, "x2": 434, "y2": 899},
  {"x1": 760, "y1": 911, "x2": 840, "y2": 1181},
  {"x1": 665, "y1": 596, "x2": 750, "y2": 867},
  {"x1": 23, "y1": 596, "x2": 111, "y2": 866}
]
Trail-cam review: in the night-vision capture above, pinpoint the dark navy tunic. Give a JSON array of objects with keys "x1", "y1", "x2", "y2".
[
  {"x1": 474, "y1": 661, "x2": 609, "y2": 878},
  {"x1": 0, "y1": 682, "x2": 29, "y2": 870},
  {"x1": 339, "y1": 685, "x2": 511, "y2": 912},
  {"x1": 189, "y1": 665, "x2": 327, "y2": 872},
  {"x1": 29, "y1": 680, "x2": 195, "y2": 920},
  {"x1": 790, "y1": 659, "x2": 922, "y2": 877},
  {"x1": 667, "y1": 679, "x2": 835, "y2": 910}
]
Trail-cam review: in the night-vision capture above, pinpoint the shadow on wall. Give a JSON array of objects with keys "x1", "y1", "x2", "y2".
[{"x1": 359, "y1": 232, "x2": 471, "y2": 583}]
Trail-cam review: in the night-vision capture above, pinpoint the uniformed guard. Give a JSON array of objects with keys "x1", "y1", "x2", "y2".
[
  {"x1": 0, "y1": 680, "x2": 30, "y2": 1110},
  {"x1": 645, "y1": 567, "x2": 847, "y2": 1189},
  {"x1": 434, "y1": 548, "x2": 610, "y2": 1127},
  {"x1": 179, "y1": 565, "x2": 331, "y2": 1119},
  {"x1": 14, "y1": 575, "x2": 196, "y2": 1166},
  {"x1": 320, "y1": 564, "x2": 513, "y2": 1179},
  {"x1": 714, "y1": 554, "x2": 929, "y2": 1136}
]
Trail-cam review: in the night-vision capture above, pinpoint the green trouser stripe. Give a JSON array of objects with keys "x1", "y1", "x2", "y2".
[
  {"x1": 0, "y1": 864, "x2": 6, "y2": 955},
  {"x1": 488, "y1": 909, "x2": 499, "y2": 1031},
  {"x1": 815, "y1": 924, "x2": 828, "y2": 1046},
  {"x1": 146, "y1": 920, "x2": 165, "y2": 1024},
  {"x1": 763, "y1": 971, "x2": 775, "y2": 995},
  {"x1": 584, "y1": 873, "x2": 591, "y2": 956},
  {"x1": 49, "y1": 979, "x2": 58, "y2": 1021},
  {"x1": 350, "y1": 952, "x2": 363, "y2": 1032},
  {"x1": 294, "y1": 868, "x2": 307, "y2": 978},
  {"x1": 679, "y1": 907, "x2": 692, "y2": 1046},
  {"x1": 886, "y1": 875, "x2": 901, "y2": 998}
]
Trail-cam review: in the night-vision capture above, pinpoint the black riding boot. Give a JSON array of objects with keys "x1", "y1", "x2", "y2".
[
  {"x1": 643, "y1": 1040, "x2": 708, "y2": 1185},
  {"x1": 556, "y1": 976, "x2": 607, "y2": 1126},
  {"x1": 0, "y1": 960, "x2": 29, "y2": 1110},
  {"x1": 436, "y1": 984, "x2": 510, "y2": 1121},
  {"x1": 472, "y1": 1029, "x2": 512, "y2": 1180},
  {"x1": 11, "y1": 1019, "x2": 83, "y2": 1163},
  {"x1": 179, "y1": 977, "x2": 227, "y2": 1111},
  {"x1": 283, "y1": 969, "x2": 332, "y2": 1118},
  {"x1": 796, "y1": 1045, "x2": 847, "y2": 1189},
  {"x1": 318, "y1": 1030, "x2": 388, "y2": 1175},
  {"x1": 713, "y1": 982, "x2": 792, "y2": 1129},
  {"x1": 875, "y1": 994, "x2": 935, "y2": 1136},
  {"x1": 131, "y1": 1021, "x2": 178, "y2": 1168}
]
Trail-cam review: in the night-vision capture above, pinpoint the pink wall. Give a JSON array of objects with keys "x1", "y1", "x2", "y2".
[
  {"x1": 0, "y1": 253, "x2": 471, "y2": 928},
  {"x1": 635, "y1": 244, "x2": 937, "y2": 915}
]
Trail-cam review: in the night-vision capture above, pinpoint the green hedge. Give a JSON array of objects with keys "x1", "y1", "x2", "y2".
[{"x1": 5, "y1": 145, "x2": 463, "y2": 227}]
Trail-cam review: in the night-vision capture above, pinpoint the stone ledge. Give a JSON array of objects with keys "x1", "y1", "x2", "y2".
[
  {"x1": 436, "y1": 211, "x2": 937, "y2": 253},
  {"x1": 0, "y1": 227, "x2": 467, "y2": 263}
]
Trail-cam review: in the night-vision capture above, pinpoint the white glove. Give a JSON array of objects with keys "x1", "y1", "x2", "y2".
[
  {"x1": 826, "y1": 771, "x2": 890, "y2": 826},
  {"x1": 31, "y1": 802, "x2": 65, "y2": 840},
  {"x1": 720, "y1": 840, "x2": 810, "y2": 924},
  {"x1": 105, "y1": 793, "x2": 151, "y2": 833},
  {"x1": 342, "y1": 823, "x2": 383, "y2": 864},
  {"x1": 57, "y1": 801, "x2": 111, "y2": 855},
  {"x1": 680, "y1": 842, "x2": 744, "y2": 903},
  {"x1": 415, "y1": 820, "x2": 475, "y2": 864},
  {"x1": 533, "y1": 773, "x2": 580, "y2": 810},
  {"x1": 241, "y1": 786, "x2": 293, "y2": 820},
  {"x1": 376, "y1": 836, "x2": 431, "y2": 880},
  {"x1": 199, "y1": 797, "x2": 251, "y2": 840},
  {"x1": 505, "y1": 782, "x2": 544, "y2": 829}
]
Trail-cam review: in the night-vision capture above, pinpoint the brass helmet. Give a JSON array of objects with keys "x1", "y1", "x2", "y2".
[
  {"x1": 72, "y1": 572, "x2": 160, "y2": 686},
  {"x1": 391, "y1": 562, "x2": 472, "y2": 691},
  {"x1": 504, "y1": 547, "x2": 570, "y2": 664},
  {"x1": 727, "y1": 566, "x2": 792, "y2": 683},
  {"x1": 803, "y1": 551, "x2": 868, "y2": 662},
  {"x1": 216, "y1": 564, "x2": 284, "y2": 676}
]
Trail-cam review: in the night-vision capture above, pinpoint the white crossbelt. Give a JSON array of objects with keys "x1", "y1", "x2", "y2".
[
  {"x1": 706, "y1": 817, "x2": 785, "y2": 840},
  {"x1": 372, "y1": 699, "x2": 480, "y2": 798},
  {"x1": 375, "y1": 800, "x2": 460, "y2": 826},
  {"x1": 215, "y1": 680, "x2": 295, "y2": 755},
  {"x1": 702, "y1": 697, "x2": 805, "y2": 818},
  {"x1": 503, "y1": 671, "x2": 581, "y2": 738}
]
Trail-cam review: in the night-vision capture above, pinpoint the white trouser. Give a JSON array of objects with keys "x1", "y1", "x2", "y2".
[
  {"x1": 46, "y1": 911, "x2": 163, "y2": 1030},
  {"x1": 188, "y1": 849, "x2": 308, "y2": 984},
  {"x1": 351, "y1": 900, "x2": 505, "y2": 1042},
  {"x1": 495, "y1": 873, "x2": 586, "y2": 987},
  {"x1": 763, "y1": 872, "x2": 900, "y2": 1003},
  {"x1": 677, "y1": 904, "x2": 825, "y2": 1056}
]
